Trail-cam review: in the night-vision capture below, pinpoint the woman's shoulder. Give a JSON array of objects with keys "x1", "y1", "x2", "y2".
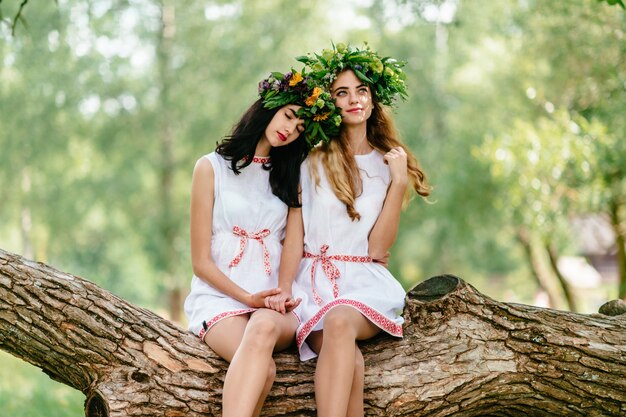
[
  {"x1": 203, "y1": 151, "x2": 221, "y2": 162},
  {"x1": 356, "y1": 148, "x2": 385, "y2": 165},
  {"x1": 193, "y1": 153, "x2": 213, "y2": 173},
  {"x1": 195, "y1": 152, "x2": 227, "y2": 175},
  {"x1": 199, "y1": 151, "x2": 228, "y2": 167}
]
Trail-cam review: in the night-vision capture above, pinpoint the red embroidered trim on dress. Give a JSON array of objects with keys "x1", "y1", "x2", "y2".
[
  {"x1": 252, "y1": 156, "x2": 270, "y2": 164},
  {"x1": 303, "y1": 244, "x2": 372, "y2": 305},
  {"x1": 198, "y1": 308, "x2": 257, "y2": 341},
  {"x1": 229, "y1": 225, "x2": 272, "y2": 276},
  {"x1": 296, "y1": 299, "x2": 403, "y2": 349}
]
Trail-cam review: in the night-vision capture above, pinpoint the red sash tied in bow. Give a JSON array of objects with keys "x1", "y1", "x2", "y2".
[
  {"x1": 229, "y1": 226, "x2": 271, "y2": 276},
  {"x1": 303, "y1": 244, "x2": 372, "y2": 306}
]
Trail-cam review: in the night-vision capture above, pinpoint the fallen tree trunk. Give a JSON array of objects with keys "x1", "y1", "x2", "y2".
[{"x1": 1, "y1": 248, "x2": 625, "y2": 416}]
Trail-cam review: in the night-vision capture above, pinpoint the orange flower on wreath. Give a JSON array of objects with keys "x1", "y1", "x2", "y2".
[
  {"x1": 289, "y1": 72, "x2": 303, "y2": 86},
  {"x1": 305, "y1": 87, "x2": 322, "y2": 106},
  {"x1": 313, "y1": 112, "x2": 330, "y2": 121}
]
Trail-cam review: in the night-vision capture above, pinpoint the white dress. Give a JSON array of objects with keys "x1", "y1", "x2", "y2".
[
  {"x1": 294, "y1": 150, "x2": 406, "y2": 361},
  {"x1": 184, "y1": 152, "x2": 295, "y2": 340}
]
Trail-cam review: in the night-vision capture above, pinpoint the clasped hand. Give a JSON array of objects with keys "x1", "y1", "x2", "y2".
[
  {"x1": 246, "y1": 288, "x2": 301, "y2": 314},
  {"x1": 264, "y1": 290, "x2": 301, "y2": 314}
]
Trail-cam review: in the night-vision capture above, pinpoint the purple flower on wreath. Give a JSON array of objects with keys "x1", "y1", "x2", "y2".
[
  {"x1": 258, "y1": 80, "x2": 270, "y2": 93},
  {"x1": 280, "y1": 79, "x2": 290, "y2": 91},
  {"x1": 354, "y1": 64, "x2": 363, "y2": 70}
]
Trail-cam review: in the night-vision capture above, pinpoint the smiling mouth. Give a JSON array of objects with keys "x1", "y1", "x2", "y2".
[
  {"x1": 277, "y1": 132, "x2": 287, "y2": 141},
  {"x1": 346, "y1": 108, "x2": 362, "y2": 113}
]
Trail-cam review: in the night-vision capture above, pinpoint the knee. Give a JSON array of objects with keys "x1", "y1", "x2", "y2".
[
  {"x1": 244, "y1": 314, "x2": 280, "y2": 348},
  {"x1": 323, "y1": 309, "x2": 357, "y2": 340}
]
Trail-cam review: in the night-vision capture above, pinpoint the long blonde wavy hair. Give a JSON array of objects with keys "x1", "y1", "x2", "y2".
[{"x1": 309, "y1": 100, "x2": 431, "y2": 221}]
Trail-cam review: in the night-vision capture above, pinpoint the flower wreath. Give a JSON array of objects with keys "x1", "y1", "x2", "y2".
[
  {"x1": 296, "y1": 42, "x2": 408, "y2": 107},
  {"x1": 258, "y1": 70, "x2": 342, "y2": 147}
]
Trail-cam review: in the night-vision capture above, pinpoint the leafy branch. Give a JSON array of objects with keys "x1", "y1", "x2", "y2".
[
  {"x1": 0, "y1": 0, "x2": 29, "y2": 35},
  {"x1": 597, "y1": 0, "x2": 626, "y2": 9}
]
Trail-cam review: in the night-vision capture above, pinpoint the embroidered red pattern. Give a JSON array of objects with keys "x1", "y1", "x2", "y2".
[
  {"x1": 303, "y1": 244, "x2": 372, "y2": 305},
  {"x1": 252, "y1": 156, "x2": 270, "y2": 164},
  {"x1": 296, "y1": 299, "x2": 403, "y2": 349},
  {"x1": 198, "y1": 308, "x2": 257, "y2": 341},
  {"x1": 229, "y1": 225, "x2": 272, "y2": 276}
]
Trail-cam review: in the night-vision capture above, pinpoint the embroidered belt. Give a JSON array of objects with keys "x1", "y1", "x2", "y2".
[
  {"x1": 303, "y1": 244, "x2": 372, "y2": 306},
  {"x1": 229, "y1": 225, "x2": 271, "y2": 276}
]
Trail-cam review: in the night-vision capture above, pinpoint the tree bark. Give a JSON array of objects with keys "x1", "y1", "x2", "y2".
[{"x1": 1, "y1": 248, "x2": 625, "y2": 416}]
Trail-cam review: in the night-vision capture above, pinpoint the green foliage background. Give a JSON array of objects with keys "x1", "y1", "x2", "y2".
[{"x1": 0, "y1": 0, "x2": 624, "y2": 414}]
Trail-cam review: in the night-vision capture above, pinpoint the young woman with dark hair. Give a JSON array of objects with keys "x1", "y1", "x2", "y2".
[
  {"x1": 184, "y1": 70, "x2": 340, "y2": 417},
  {"x1": 215, "y1": 98, "x2": 310, "y2": 208}
]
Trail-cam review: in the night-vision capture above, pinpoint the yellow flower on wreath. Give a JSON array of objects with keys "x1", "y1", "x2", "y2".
[
  {"x1": 313, "y1": 112, "x2": 330, "y2": 122},
  {"x1": 289, "y1": 72, "x2": 303, "y2": 86},
  {"x1": 305, "y1": 87, "x2": 322, "y2": 106}
]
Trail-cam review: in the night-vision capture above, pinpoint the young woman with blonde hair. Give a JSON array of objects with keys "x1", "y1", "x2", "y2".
[{"x1": 281, "y1": 43, "x2": 430, "y2": 416}]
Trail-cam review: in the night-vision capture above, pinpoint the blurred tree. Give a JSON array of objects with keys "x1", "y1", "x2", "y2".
[
  {"x1": 478, "y1": 111, "x2": 597, "y2": 312},
  {"x1": 571, "y1": 116, "x2": 626, "y2": 298},
  {"x1": 378, "y1": 0, "x2": 625, "y2": 306},
  {"x1": 1, "y1": 0, "x2": 166, "y2": 306},
  {"x1": 351, "y1": 0, "x2": 530, "y2": 297},
  {"x1": 145, "y1": 0, "x2": 327, "y2": 321},
  {"x1": 493, "y1": 0, "x2": 626, "y2": 300}
]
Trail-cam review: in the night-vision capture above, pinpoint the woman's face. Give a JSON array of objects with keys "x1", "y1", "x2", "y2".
[
  {"x1": 264, "y1": 104, "x2": 305, "y2": 147},
  {"x1": 331, "y1": 69, "x2": 373, "y2": 126}
]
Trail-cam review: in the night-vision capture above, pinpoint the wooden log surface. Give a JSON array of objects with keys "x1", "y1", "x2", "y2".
[{"x1": 1, "y1": 248, "x2": 625, "y2": 416}]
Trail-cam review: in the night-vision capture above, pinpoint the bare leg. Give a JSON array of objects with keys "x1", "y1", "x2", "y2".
[
  {"x1": 204, "y1": 314, "x2": 269, "y2": 416},
  {"x1": 249, "y1": 312, "x2": 297, "y2": 417},
  {"x1": 308, "y1": 332, "x2": 365, "y2": 417},
  {"x1": 312, "y1": 306, "x2": 379, "y2": 417},
  {"x1": 204, "y1": 314, "x2": 250, "y2": 361},
  {"x1": 346, "y1": 347, "x2": 365, "y2": 417},
  {"x1": 251, "y1": 359, "x2": 276, "y2": 417},
  {"x1": 221, "y1": 309, "x2": 298, "y2": 417}
]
